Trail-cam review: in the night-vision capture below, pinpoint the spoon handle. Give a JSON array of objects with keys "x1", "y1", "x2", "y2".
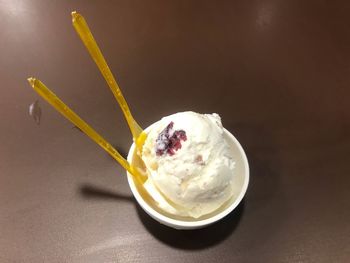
[
  {"x1": 71, "y1": 11, "x2": 143, "y2": 141},
  {"x1": 27, "y1": 78, "x2": 146, "y2": 184}
]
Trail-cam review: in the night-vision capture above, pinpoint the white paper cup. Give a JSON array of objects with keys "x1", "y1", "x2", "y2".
[{"x1": 127, "y1": 123, "x2": 249, "y2": 230}]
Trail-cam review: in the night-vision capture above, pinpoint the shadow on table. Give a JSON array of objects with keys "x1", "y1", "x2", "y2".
[
  {"x1": 79, "y1": 183, "x2": 244, "y2": 250},
  {"x1": 79, "y1": 183, "x2": 134, "y2": 202},
  {"x1": 224, "y1": 121, "x2": 290, "y2": 249},
  {"x1": 136, "y1": 200, "x2": 245, "y2": 250}
]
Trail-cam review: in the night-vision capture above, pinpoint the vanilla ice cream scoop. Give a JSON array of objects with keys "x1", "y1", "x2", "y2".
[{"x1": 141, "y1": 111, "x2": 236, "y2": 218}]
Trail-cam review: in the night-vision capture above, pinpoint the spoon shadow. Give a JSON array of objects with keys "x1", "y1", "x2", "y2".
[
  {"x1": 136, "y1": 200, "x2": 245, "y2": 250},
  {"x1": 79, "y1": 183, "x2": 134, "y2": 202}
]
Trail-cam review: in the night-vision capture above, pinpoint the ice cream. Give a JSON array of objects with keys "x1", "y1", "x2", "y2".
[{"x1": 141, "y1": 111, "x2": 236, "y2": 218}]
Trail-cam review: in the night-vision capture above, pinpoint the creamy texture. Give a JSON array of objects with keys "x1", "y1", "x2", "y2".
[{"x1": 141, "y1": 111, "x2": 235, "y2": 218}]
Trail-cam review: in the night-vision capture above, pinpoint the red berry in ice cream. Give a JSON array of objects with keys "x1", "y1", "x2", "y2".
[{"x1": 155, "y1": 122, "x2": 187, "y2": 156}]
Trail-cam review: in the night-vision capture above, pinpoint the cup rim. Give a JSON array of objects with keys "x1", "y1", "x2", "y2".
[{"x1": 127, "y1": 123, "x2": 249, "y2": 229}]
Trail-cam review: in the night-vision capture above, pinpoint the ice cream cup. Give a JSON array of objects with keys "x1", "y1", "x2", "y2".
[{"x1": 127, "y1": 122, "x2": 249, "y2": 230}]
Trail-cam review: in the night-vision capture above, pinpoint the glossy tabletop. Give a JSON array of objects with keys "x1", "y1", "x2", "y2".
[{"x1": 1, "y1": 0, "x2": 349, "y2": 262}]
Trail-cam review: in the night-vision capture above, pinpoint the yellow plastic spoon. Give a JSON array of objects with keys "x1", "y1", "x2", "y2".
[
  {"x1": 27, "y1": 77, "x2": 147, "y2": 185},
  {"x1": 71, "y1": 11, "x2": 146, "y2": 153}
]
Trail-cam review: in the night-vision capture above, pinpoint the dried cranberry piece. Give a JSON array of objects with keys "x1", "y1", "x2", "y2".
[{"x1": 155, "y1": 121, "x2": 187, "y2": 156}]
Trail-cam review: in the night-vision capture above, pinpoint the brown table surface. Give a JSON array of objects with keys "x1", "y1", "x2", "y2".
[{"x1": 1, "y1": 0, "x2": 350, "y2": 262}]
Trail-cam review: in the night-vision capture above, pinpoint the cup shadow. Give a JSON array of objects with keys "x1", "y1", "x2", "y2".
[{"x1": 135, "y1": 200, "x2": 245, "y2": 250}]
